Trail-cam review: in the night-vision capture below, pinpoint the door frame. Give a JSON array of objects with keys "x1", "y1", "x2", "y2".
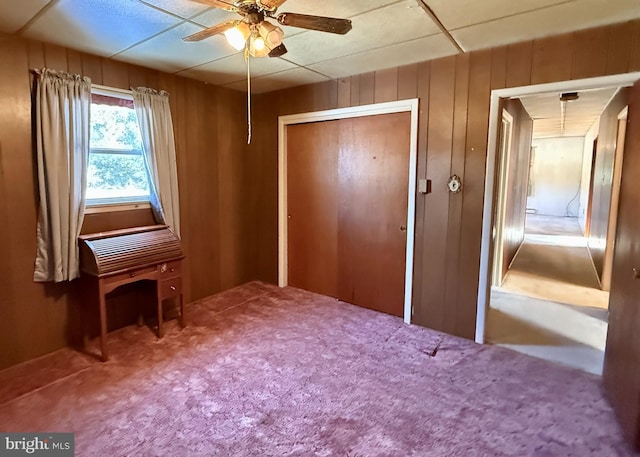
[
  {"x1": 475, "y1": 72, "x2": 640, "y2": 343},
  {"x1": 601, "y1": 106, "x2": 628, "y2": 291},
  {"x1": 278, "y1": 99, "x2": 420, "y2": 324},
  {"x1": 492, "y1": 109, "x2": 514, "y2": 287}
]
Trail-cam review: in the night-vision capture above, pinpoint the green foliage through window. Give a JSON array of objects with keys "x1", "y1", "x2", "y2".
[{"x1": 87, "y1": 99, "x2": 150, "y2": 203}]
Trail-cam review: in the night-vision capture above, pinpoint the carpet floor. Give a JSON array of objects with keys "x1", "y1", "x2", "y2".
[{"x1": 0, "y1": 282, "x2": 636, "y2": 456}]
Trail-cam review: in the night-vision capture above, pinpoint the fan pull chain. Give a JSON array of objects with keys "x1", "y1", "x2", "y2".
[{"x1": 245, "y1": 47, "x2": 252, "y2": 145}]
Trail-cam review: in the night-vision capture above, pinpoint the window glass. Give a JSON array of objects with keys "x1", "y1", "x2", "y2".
[{"x1": 87, "y1": 95, "x2": 150, "y2": 205}]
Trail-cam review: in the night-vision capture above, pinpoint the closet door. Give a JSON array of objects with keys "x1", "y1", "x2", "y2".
[
  {"x1": 287, "y1": 120, "x2": 339, "y2": 297},
  {"x1": 337, "y1": 112, "x2": 411, "y2": 317},
  {"x1": 287, "y1": 112, "x2": 411, "y2": 317}
]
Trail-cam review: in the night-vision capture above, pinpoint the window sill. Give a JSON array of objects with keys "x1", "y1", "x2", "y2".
[{"x1": 85, "y1": 201, "x2": 151, "y2": 214}]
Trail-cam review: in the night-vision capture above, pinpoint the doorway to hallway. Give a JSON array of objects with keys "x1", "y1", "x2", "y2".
[{"x1": 486, "y1": 214, "x2": 608, "y2": 375}]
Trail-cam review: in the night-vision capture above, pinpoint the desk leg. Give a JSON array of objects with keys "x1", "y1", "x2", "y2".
[
  {"x1": 179, "y1": 293, "x2": 185, "y2": 328},
  {"x1": 98, "y1": 283, "x2": 108, "y2": 362},
  {"x1": 157, "y1": 281, "x2": 164, "y2": 338}
]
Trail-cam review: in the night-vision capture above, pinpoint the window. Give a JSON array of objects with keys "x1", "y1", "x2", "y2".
[{"x1": 87, "y1": 87, "x2": 150, "y2": 207}]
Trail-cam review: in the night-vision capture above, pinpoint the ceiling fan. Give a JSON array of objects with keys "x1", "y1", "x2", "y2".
[{"x1": 183, "y1": 0, "x2": 353, "y2": 57}]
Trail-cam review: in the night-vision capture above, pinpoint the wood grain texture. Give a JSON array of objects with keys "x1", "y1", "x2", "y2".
[
  {"x1": 287, "y1": 114, "x2": 410, "y2": 317},
  {"x1": 337, "y1": 78, "x2": 351, "y2": 108},
  {"x1": 249, "y1": 20, "x2": 640, "y2": 342},
  {"x1": 501, "y1": 99, "x2": 533, "y2": 280},
  {"x1": 531, "y1": 32, "x2": 574, "y2": 85},
  {"x1": 287, "y1": 121, "x2": 339, "y2": 297},
  {"x1": 418, "y1": 55, "x2": 456, "y2": 331},
  {"x1": 588, "y1": 89, "x2": 627, "y2": 281},
  {"x1": 0, "y1": 36, "x2": 250, "y2": 370},
  {"x1": 443, "y1": 53, "x2": 470, "y2": 332},
  {"x1": 337, "y1": 113, "x2": 410, "y2": 317},
  {"x1": 457, "y1": 49, "x2": 492, "y2": 338},
  {"x1": 506, "y1": 41, "x2": 532, "y2": 88},
  {"x1": 359, "y1": 72, "x2": 375, "y2": 106},
  {"x1": 630, "y1": 21, "x2": 640, "y2": 72},
  {"x1": 397, "y1": 64, "x2": 418, "y2": 100},
  {"x1": 603, "y1": 79, "x2": 640, "y2": 450},
  {"x1": 572, "y1": 27, "x2": 610, "y2": 80},
  {"x1": 374, "y1": 68, "x2": 398, "y2": 103},
  {"x1": 5, "y1": 19, "x2": 640, "y2": 369}
]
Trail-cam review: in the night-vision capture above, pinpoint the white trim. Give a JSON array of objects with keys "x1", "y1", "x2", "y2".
[
  {"x1": 475, "y1": 72, "x2": 640, "y2": 344},
  {"x1": 618, "y1": 106, "x2": 629, "y2": 120},
  {"x1": 91, "y1": 84, "x2": 134, "y2": 99},
  {"x1": 492, "y1": 109, "x2": 514, "y2": 288},
  {"x1": 278, "y1": 99, "x2": 420, "y2": 324},
  {"x1": 84, "y1": 201, "x2": 151, "y2": 214}
]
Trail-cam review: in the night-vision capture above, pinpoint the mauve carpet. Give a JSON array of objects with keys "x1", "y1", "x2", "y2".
[{"x1": 0, "y1": 282, "x2": 636, "y2": 456}]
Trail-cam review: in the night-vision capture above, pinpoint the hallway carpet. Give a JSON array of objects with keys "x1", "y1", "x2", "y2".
[
  {"x1": 0, "y1": 282, "x2": 635, "y2": 456},
  {"x1": 501, "y1": 236, "x2": 608, "y2": 309}
]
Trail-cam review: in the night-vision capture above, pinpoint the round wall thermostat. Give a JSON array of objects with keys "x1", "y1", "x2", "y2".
[{"x1": 447, "y1": 175, "x2": 462, "y2": 193}]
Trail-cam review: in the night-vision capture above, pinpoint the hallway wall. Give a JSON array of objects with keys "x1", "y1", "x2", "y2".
[
  {"x1": 527, "y1": 137, "x2": 585, "y2": 217},
  {"x1": 588, "y1": 89, "x2": 628, "y2": 281},
  {"x1": 579, "y1": 121, "x2": 600, "y2": 232},
  {"x1": 501, "y1": 99, "x2": 533, "y2": 280}
]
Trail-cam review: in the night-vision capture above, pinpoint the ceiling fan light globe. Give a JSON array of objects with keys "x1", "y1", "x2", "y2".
[
  {"x1": 249, "y1": 35, "x2": 269, "y2": 57},
  {"x1": 224, "y1": 23, "x2": 250, "y2": 51},
  {"x1": 254, "y1": 37, "x2": 266, "y2": 51},
  {"x1": 258, "y1": 22, "x2": 284, "y2": 48}
]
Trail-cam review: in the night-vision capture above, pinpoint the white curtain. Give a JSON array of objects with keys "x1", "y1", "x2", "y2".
[
  {"x1": 132, "y1": 87, "x2": 181, "y2": 236},
  {"x1": 33, "y1": 69, "x2": 91, "y2": 282}
]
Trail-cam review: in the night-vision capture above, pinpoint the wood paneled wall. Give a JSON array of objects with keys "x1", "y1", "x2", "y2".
[
  {"x1": 501, "y1": 99, "x2": 533, "y2": 280},
  {"x1": 250, "y1": 20, "x2": 640, "y2": 339},
  {"x1": 0, "y1": 36, "x2": 253, "y2": 369},
  {"x1": 588, "y1": 89, "x2": 628, "y2": 282}
]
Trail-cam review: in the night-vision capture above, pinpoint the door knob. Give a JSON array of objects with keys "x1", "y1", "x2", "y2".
[
  {"x1": 400, "y1": 226, "x2": 407, "y2": 232},
  {"x1": 633, "y1": 268, "x2": 640, "y2": 279}
]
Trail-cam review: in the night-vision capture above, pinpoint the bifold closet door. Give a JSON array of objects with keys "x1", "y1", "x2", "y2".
[
  {"x1": 287, "y1": 120, "x2": 339, "y2": 298},
  {"x1": 287, "y1": 112, "x2": 411, "y2": 317},
  {"x1": 336, "y1": 113, "x2": 410, "y2": 317}
]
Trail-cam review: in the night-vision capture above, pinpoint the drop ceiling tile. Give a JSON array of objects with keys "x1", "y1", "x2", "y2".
[
  {"x1": 139, "y1": 0, "x2": 211, "y2": 19},
  {"x1": 308, "y1": 34, "x2": 457, "y2": 79},
  {"x1": 523, "y1": 87, "x2": 617, "y2": 138},
  {"x1": 189, "y1": 7, "x2": 238, "y2": 27},
  {"x1": 426, "y1": 0, "x2": 567, "y2": 30},
  {"x1": 282, "y1": 0, "x2": 438, "y2": 67},
  {"x1": 223, "y1": 67, "x2": 331, "y2": 93},
  {"x1": 0, "y1": 0, "x2": 50, "y2": 34},
  {"x1": 452, "y1": 0, "x2": 640, "y2": 52},
  {"x1": 178, "y1": 54, "x2": 298, "y2": 85},
  {"x1": 116, "y1": 22, "x2": 235, "y2": 73},
  {"x1": 22, "y1": 0, "x2": 181, "y2": 57}
]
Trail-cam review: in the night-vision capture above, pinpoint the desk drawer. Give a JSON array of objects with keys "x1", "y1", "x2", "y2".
[
  {"x1": 159, "y1": 260, "x2": 181, "y2": 279},
  {"x1": 161, "y1": 277, "x2": 182, "y2": 299},
  {"x1": 104, "y1": 266, "x2": 157, "y2": 285}
]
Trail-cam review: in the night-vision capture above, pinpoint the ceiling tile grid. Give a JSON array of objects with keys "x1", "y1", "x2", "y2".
[
  {"x1": 1, "y1": 0, "x2": 640, "y2": 93},
  {"x1": 520, "y1": 88, "x2": 618, "y2": 139},
  {"x1": 0, "y1": 0, "x2": 51, "y2": 34},
  {"x1": 23, "y1": 0, "x2": 184, "y2": 57}
]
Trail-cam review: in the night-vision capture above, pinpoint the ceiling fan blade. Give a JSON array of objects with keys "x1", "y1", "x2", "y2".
[
  {"x1": 277, "y1": 13, "x2": 352, "y2": 35},
  {"x1": 257, "y1": 0, "x2": 288, "y2": 11},
  {"x1": 188, "y1": 0, "x2": 237, "y2": 11},
  {"x1": 183, "y1": 20, "x2": 238, "y2": 42}
]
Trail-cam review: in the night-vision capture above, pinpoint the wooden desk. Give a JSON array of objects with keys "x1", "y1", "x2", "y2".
[{"x1": 79, "y1": 225, "x2": 184, "y2": 361}]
